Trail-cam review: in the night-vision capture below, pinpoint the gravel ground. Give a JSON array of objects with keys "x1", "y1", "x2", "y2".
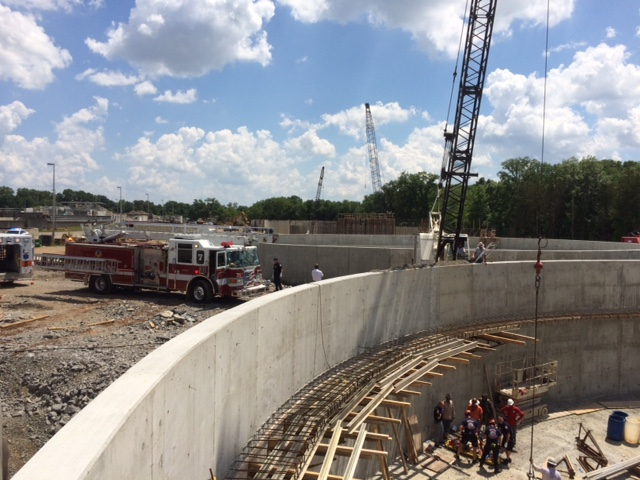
[{"x1": 0, "y1": 248, "x2": 260, "y2": 477}]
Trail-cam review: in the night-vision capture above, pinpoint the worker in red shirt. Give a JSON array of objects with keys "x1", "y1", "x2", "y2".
[{"x1": 500, "y1": 398, "x2": 524, "y2": 447}]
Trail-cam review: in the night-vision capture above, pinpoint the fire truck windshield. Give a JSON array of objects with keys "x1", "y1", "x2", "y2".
[{"x1": 227, "y1": 249, "x2": 260, "y2": 268}]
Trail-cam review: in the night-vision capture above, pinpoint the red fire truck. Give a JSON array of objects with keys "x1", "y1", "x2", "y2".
[{"x1": 36, "y1": 236, "x2": 266, "y2": 302}]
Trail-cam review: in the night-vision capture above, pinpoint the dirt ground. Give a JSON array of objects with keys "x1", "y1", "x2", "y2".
[{"x1": 0, "y1": 246, "x2": 257, "y2": 477}]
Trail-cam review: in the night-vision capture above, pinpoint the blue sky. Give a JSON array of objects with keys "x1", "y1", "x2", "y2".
[{"x1": 1, "y1": 0, "x2": 639, "y2": 206}]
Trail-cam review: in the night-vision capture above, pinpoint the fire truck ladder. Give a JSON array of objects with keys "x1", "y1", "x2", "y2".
[
  {"x1": 35, "y1": 254, "x2": 120, "y2": 274},
  {"x1": 436, "y1": 0, "x2": 497, "y2": 261}
]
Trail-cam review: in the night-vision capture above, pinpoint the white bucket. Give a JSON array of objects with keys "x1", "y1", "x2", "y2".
[{"x1": 624, "y1": 417, "x2": 640, "y2": 445}]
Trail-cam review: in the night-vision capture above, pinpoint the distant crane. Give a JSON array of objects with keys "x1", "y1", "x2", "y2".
[
  {"x1": 365, "y1": 103, "x2": 383, "y2": 194},
  {"x1": 435, "y1": 0, "x2": 497, "y2": 261},
  {"x1": 315, "y1": 166, "x2": 325, "y2": 202}
]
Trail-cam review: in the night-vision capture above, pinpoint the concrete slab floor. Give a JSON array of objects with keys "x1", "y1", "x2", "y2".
[{"x1": 375, "y1": 405, "x2": 640, "y2": 479}]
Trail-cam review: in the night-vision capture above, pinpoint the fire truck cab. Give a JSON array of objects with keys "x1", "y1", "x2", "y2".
[
  {"x1": 0, "y1": 231, "x2": 34, "y2": 284},
  {"x1": 38, "y1": 236, "x2": 265, "y2": 303}
]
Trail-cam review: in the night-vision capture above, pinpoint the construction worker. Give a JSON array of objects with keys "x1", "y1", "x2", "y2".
[
  {"x1": 480, "y1": 393, "x2": 494, "y2": 426},
  {"x1": 531, "y1": 457, "x2": 562, "y2": 479},
  {"x1": 479, "y1": 419, "x2": 502, "y2": 473},
  {"x1": 442, "y1": 394, "x2": 455, "y2": 443},
  {"x1": 468, "y1": 398, "x2": 483, "y2": 422},
  {"x1": 433, "y1": 400, "x2": 445, "y2": 445},
  {"x1": 501, "y1": 398, "x2": 524, "y2": 447},
  {"x1": 456, "y1": 410, "x2": 480, "y2": 463},
  {"x1": 497, "y1": 416, "x2": 514, "y2": 463}
]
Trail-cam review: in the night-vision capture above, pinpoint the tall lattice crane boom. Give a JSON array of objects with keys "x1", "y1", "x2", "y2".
[
  {"x1": 365, "y1": 103, "x2": 383, "y2": 194},
  {"x1": 315, "y1": 166, "x2": 324, "y2": 202},
  {"x1": 436, "y1": 0, "x2": 497, "y2": 261}
]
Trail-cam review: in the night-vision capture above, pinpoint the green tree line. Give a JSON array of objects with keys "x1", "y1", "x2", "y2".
[{"x1": 1, "y1": 156, "x2": 638, "y2": 241}]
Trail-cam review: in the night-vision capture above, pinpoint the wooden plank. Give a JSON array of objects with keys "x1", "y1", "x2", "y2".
[
  {"x1": 422, "y1": 456, "x2": 451, "y2": 473},
  {"x1": 347, "y1": 383, "x2": 394, "y2": 433},
  {"x1": 345, "y1": 411, "x2": 401, "y2": 426},
  {"x1": 458, "y1": 351, "x2": 482, "y2": 359},
  {"x1": 315, "y1": 444, "x2": 388, "y2": 459},
  {"x1": 304, "y1": 471, "x2": 356, "y2": 480},
  {"x1": 435, "y1": 364, "x2": 456, "y2": 370},
  {"x1": 363, "y1": 396, "x2": 411, "y2": 409},
  {"x1": 585, "y1": 456, "x2": 640, "y2": 480},
  {"x1": 402, "y1": 410, "x2": 419, "y2": 464},
  {"x1": 0, "y1": 315, "x2": 49, "y2": 329},
  {"x1": 497, "y1": 331, "x2": 538, "y2": 342},
  {"x1": 385, "y1": 407, "x2": 408, "y2": 474},
  {"x1": 478, "y1": 333, "x2": 527, "y2": 345},
  {"x1": 378, "y1": 356, "x2": 424, "y2": 387},
  {"x1": 393, "y1": 359, "x2": 440, "y2": 392},
  {"x1": 296, "y1": 429, "x2": 327, "y2": 480},
  {"x1": 447, "y1": 356, "x2": 470, "y2": 364},
  {"x1": 317, "y1": 427, "x2": 343, "y2": 480},
  {"x1": 343, "y1": 425, "x2": 368, "y2": 480},
  {"x1": 339, "y1": 431, "x2": 390, "y2": 442},
  {"x1": 392, "y1": 389, "x2": 421, "y2": 397},
  {"x1": 329, "y1": 379, "x2": 378, "y2": 428},
  {"x1": 88, "y1": 319, "x2": 116, "y2": 327},
  {"x1": 474, "y1": 344, "x2": 497, "y2": 351}
]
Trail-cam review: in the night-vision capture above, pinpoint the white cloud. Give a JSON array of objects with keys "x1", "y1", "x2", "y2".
[
  {"x1": 118, "y1": 125, "x2": 301, "y2": 203},
  {"x1": 0, "y1": 97, "x2": 108, "y2": 188},
  {"x1": 605, "y1": 27, "x2": 617, "y2": 39},
  {"x1": 320, "y1": 102, "x2": 416, "y2": 141},
  {"x1": 284, "y1": 129, "x2": 336, "y2": 157},
  {"x1": 155, "y1": 116, "x2": 168, "y2": 124},
  {"x1": 478, "y1": 42, "x2": 640, "y2": 170},
  {"x1": 135, "y1": 81, "x2": 158, "y2": 96},
  {"x1": 76, "y1": 68, "x2": 140, "y2": 87},
  {"x1": 0, "y1": 5, "x2": 72, "y2": 89},
  {"x1": 277, "y1": 0, "x2": 575, "y2": 58},
  {"x1": 0, "y1": 102, "x2": 35, "y2": 138},
  {"x1": 153, "y1": 88, "x2": 198, "y2": 104},
  {"x1": 85, "y1": 0, "x2": 275, "y2": 77}
]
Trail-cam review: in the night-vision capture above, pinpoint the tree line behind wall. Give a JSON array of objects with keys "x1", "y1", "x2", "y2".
[{"x1": 1, "y1": 156, "x2": 638, "y2": 241}]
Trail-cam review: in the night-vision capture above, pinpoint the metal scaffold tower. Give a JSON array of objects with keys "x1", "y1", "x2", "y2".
[{"x1": 365, "y1": 103, "x2": 383, "y2": 194}]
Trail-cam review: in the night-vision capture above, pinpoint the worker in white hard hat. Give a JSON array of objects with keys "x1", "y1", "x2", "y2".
[{"x1": 531, "y1": 457, "x2": 562, "y2": 479}]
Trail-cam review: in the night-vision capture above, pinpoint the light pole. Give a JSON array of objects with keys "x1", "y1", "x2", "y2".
[
  {"x1": 46, "y1": 163, "x2": 56, "y2": 239},
  {"x1": 117, "y1": 186, "x2": 122, "y2": 224},
  {"x1": 146, "y1": 193, "x2": 150, "y2": 221}
]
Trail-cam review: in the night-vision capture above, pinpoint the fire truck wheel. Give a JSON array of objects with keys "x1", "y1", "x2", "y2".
[
  {"x1": 90, "y1": 275, "x2": 113, "y2": 294},
  {"x1": 191, "y1": 279, "x2": 214, "y2": 304}
]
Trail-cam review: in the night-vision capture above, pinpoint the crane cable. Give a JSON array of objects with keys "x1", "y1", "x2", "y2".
[
  {"x1": 527, "y1": 0, "x2": 552, "y2": 477},
  {"x1": 432, "y1": 0, "x2": 471, "y2": 212},
  {"x1": 444, "y1": 0, "x2": 471, "y2": 133}
]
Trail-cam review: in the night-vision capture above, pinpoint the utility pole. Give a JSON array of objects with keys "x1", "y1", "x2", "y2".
[
  {"x1": 117, "y1": 186, "x2": 122, "y2": 224},
  {"x1": 46, "y1": 162, "x2": 56, "y2": 240},
  {"x1": 146, "y1": 193, "x2": 150, "y2": 221}
]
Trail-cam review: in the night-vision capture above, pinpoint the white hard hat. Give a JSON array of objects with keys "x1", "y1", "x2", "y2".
[{"x1": 507, "y1": 398, "x2": 514, "y2": 406}]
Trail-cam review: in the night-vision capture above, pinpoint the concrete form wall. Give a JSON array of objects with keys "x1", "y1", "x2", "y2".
[
  {"x1": 259, "y1": 237, "x2": 640, "y2": 287},
  {"x1": 13, "y1": 260, "x2": 640, "y2": 480}
]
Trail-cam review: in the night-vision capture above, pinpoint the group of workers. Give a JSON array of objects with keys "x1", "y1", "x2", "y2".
[
  {"x1": 433, "y1": 393, "x2": 559, "y2": 475},
  {"x1": 456, "y1": 240, "x2": 488, "y2": 263},
  {"x1": 270, "y1": 258, "x2": 325, "y2": 291}
]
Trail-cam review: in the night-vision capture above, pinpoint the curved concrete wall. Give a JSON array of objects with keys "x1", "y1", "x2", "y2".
[{"x1": 13, "y1": 260, "x2": 640, "y2": 480}]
